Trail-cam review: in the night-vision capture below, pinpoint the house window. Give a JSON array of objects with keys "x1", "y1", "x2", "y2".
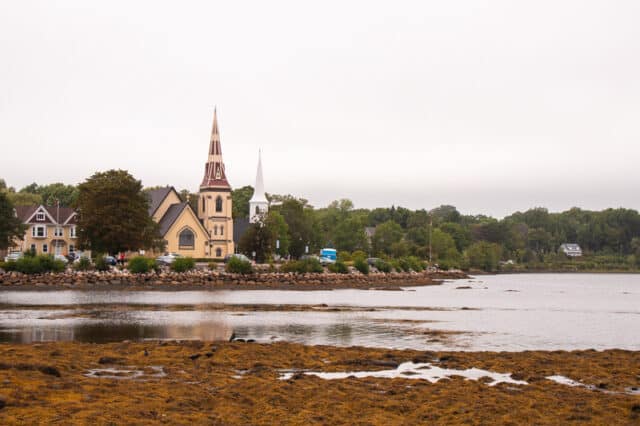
[
  {"x1": 69, "y1": 244, "x2": 75, "y2": 253},
  {"x1": 215, "y1": 248, "x2": 222, "y2": 257},
  {"x1": 178, "y1": 229, "x2": 195, "y2": 249},
  {"x1": 30, "y1": 244, "x2": 36, "y2": 253},
  {"x1": 213, "y1": 225, "x2": 218, "y2": 236},
  {"x1": 54, "y1": 227, "x2": 63, "y2": 237},
  {"x1": 215, "y1": 196, "x2": 223, "y2": 212},
  {"x1": 220, "y1": 225, "x2": 224, "y2": 236},
  {"x1": 32, "y1": 226, "x2": 46, "y2": 238},
  {"x1": 36, "y1": 212, "x2": 45, "y2": 221},
  {"x1": 69, "y1": 226, "x2": 77, "y2": 238},
  {"x1": 42, "y1": 244, "x2": 48, "y2": 253}
]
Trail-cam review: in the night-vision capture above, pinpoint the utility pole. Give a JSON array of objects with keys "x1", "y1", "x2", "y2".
[{"x1": 429, "y1": 215, "x2": 433, "y2": 264}]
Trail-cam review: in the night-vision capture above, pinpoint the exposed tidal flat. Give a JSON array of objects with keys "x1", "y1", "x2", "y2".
[{"x1": 0, "y1": 341, "x2": 639, "y2": 424}]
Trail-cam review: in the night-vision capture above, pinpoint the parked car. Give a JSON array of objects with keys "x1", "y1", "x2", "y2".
[
  {"x1": 104, "y1": 255, "x2": 118, "y2": 266},
  {"x1": 54, "y1": 254, "x2": 69, "y2": 264},
  {"x1": 156, "y1": 252, "x2": 182, "y2": 265},
  {"x1": 223, "y1": 253, "x2": 251, "y2": 263},
  {"x1": 4, "y1": 252, "x2": 23, "y2": 263},
  {"x1": 367, "y1": 257, "x2": 381, "y2": 266}
]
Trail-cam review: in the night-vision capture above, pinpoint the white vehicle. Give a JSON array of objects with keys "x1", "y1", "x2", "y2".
[
  {"x1": 156, "y1": 252, "x2": 182, "y2": 265},
  {"x1": 4, "y1": 252, "x2": 23, "y2": 263},
  {"x1": 54, "y1": 254, "x2": 69, "y2": 264}
]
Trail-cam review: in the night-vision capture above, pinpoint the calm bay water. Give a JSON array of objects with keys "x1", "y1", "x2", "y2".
[{"x1": 0, "y1": 273, "x2": 638, "y2": 351}]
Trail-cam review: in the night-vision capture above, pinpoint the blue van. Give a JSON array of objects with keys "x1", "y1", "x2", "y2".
[{"x1": 319, "y1": 248, "x2": 337, "y2": 263}]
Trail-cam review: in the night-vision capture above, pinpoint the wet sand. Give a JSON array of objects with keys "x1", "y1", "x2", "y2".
[{"x1": 0, "y1": 341, "x2": 638, "y2": 425}]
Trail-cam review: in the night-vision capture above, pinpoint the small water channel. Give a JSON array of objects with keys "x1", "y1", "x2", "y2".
[{"x1": 0, "y1": 274, "x2": 638, "y2": 351}]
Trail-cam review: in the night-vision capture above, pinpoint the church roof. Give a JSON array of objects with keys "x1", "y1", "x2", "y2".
[
  {"x1": 147, "y1": 187, "x2": 174, "y2": 216},
  {"x1": 157, "y1": 202, "x2": 189, "y2": 236}
]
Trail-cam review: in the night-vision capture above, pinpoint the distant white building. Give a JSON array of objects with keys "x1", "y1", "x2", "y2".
[
  {"x1": 249, "y1": 150, "x2": 269, "y2": 223},
  {"x1": 560, "y1": 243, "x2": 583, "y2": 257}
]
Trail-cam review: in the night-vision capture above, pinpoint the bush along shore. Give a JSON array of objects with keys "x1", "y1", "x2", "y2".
[{"x1": 0, "y1": 269, "x2": 467, "y2": 290}]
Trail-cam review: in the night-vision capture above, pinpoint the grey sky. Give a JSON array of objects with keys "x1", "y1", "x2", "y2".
[{"x1": 1, "y1": 0, "x2": 639, "y2": 217}]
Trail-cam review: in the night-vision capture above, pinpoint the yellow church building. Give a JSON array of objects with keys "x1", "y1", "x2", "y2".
[{"x1": 149, "y1": 110, "x2": 235, "y2": 259}]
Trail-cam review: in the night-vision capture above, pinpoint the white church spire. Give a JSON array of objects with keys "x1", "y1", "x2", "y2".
[{"x1": 249, "y1": 150, "x2": 269, "y2": 222}]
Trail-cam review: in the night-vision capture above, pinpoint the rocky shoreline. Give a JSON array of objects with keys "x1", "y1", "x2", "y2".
[
  {"x1": 0, "y1": 341, "x2": 638, "y2": 424},
  {"x1": 0, "y1": 270, "x2": 467, "y2": 291}
]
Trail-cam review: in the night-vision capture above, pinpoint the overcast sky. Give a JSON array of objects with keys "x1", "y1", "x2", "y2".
[{"x1": 1, "y1": 1, "x2": 638, "y2": 217}]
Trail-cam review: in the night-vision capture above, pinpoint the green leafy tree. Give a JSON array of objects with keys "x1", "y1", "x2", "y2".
[
  {"x1": 6, "y1": 191, "x2": 42, "y2": 206},
  {"x1": 231, "y1": 185, "x2": 254, "y2": 219},
  {"x1": 0, "y1": 191, "x2": 26, "y2": 250},
  {"x1": 266, "y1": 211, "x2": 290, "y2": 257},
  {"x1": 372, "y1": 220, "x2": 403, "y2": 256},
  {"x1": 465, "y1": 242, "x2": 502, "y2": 272},
  {"x1": 76, "y1": 170, "x2": 163, "y2": 254},
  {"x1": 276, "y1": 197, "x2": 316, "y2": 258},
  {"x1": 238, "y1": 211, "x2": 290, "y2": 263},
  {"x1": 37, "y1": 183, "x2": 79, "y2": 206}
]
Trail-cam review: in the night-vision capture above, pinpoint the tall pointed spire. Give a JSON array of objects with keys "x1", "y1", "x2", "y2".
[
  {"x1": 249, "y1": 150, "x2": 269, "y2": 223},
  {"x1": 201, "y1": 107, "x2": 230, "y2": 189},
  {"x1": 250, "y1": 149, "x2": 268, "y2": 203}
]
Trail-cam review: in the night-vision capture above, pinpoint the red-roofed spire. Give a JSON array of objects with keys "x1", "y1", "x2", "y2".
[{"x1": 201, "y1": 108, "x2": 231, "y2": 189}]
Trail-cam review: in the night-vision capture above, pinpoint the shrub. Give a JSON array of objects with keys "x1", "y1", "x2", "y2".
[
  {"x1": 171, "y1": 257, "x2": 196, "y2": 272},
  {"x1": 337, "y1": 251, "x2": 352, "y2": 262},
  {"x1": 128, "y1": 256, "x2": 156, "y2": 274},
  {"x1": 4, "y1": 255, "x2": 66, "y2": 274},
  {"x1": 328, "y1": 261, "x2": 349, "y2": 274},
  {"x1": 398, "y1": 257, "x2": 411, "y2": 272},
  {"x1": 226, "y1": 256, "x2": 253, "y2": 274},
  {"x1": 93, "y1": 254, "x2": 110, "y2": 272},
  {"x1": 0, "y1": 261, "x2": 16, "y2": 272},
  {"x1": 405, "y1": 256, "x2": 425, "y2": 272},
  {"x1": 208, "y1": 261, "x2": 220, "y2": 270},
  {"x1": 74, "y1": 257, "x2": 92, "y2": 271},
  {"x1": 281, "y1": 257, "x2": 324, "y2": 274},
  {"x1": 374, "y1": 259, "x2": 391, "y2": 273},
  {"x1": 351, "y1": 250, "x2": 367, "y2": 262},
  {"x1": 354, "y1": 258, "x2": 369, "y2": 275}
]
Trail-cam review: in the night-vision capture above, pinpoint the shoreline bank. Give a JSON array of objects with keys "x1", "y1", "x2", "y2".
[{"x1": 0, "y1": 270, "x2": 467, "y2": 291}]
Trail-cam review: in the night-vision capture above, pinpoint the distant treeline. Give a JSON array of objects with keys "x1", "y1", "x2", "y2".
[{"x1": 3, "y1": 179, "x2": 640, "y2": 271}]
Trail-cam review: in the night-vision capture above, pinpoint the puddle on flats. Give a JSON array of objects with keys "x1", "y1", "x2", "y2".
[
  {"x1": 546, "y1": 375, "x2": 640, "y2": 396},
  {"x1": 85, "y1": 365, "x2": 165, "y2": 380},
  {"x1": 279, "y1": 361, "x2": 528, "y2": 386}
]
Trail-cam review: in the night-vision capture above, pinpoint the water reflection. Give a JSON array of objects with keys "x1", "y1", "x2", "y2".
[{"x1": 1, "y1": 274, "x2": 639, "y2": 351}]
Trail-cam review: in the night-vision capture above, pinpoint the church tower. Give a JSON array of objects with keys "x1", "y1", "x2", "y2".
[
  {"x1": 249, "y1": 150, "x2": 269, "y2": 223},
  {"x1": 198, "y1": 109, "x2": 234, "y2": 258}
]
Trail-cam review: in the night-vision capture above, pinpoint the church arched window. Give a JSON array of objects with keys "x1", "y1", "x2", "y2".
[
  {"x1": 215, "y1": 196, "x2": 223, "y2": 212},
  {"x1": 215, "y1": 248, "x2": 222, "y2": 257},
  {"x1": 179, "y1": 228, "x2": 195, "y2": 249},
  {"x1": 255, "y1": 206, "x2": 260, "y2": 215},
  {"x1": 220, "y1": 226, "x2": 224, "y2": 236},
  {"x1": 202, "y1": 197, "x2": 205, "y2": 213}
]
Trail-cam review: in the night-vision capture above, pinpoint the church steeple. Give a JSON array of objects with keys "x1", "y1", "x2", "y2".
[
  {"x1": 201, "y1": 108, "x2": 230, "y2": 189},
  {"x1": 249, "y1": 150, "x2": 269, "y2": 223}
]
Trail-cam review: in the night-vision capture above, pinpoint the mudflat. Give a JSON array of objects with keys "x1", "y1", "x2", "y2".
[{"x1": 1, "y1": 341, "x2": 639, "y2": 425}]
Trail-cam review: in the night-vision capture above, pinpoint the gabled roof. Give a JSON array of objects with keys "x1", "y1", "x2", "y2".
[
  {"x1": 158, "y1": 202, "x2": 189, "y2": 236},
  {"x1": 15, "y1": 205, "x2": 76, "y2": 225},
  {"x1": 147, "y1": 187, "x2": 175, "y2": 216}
]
